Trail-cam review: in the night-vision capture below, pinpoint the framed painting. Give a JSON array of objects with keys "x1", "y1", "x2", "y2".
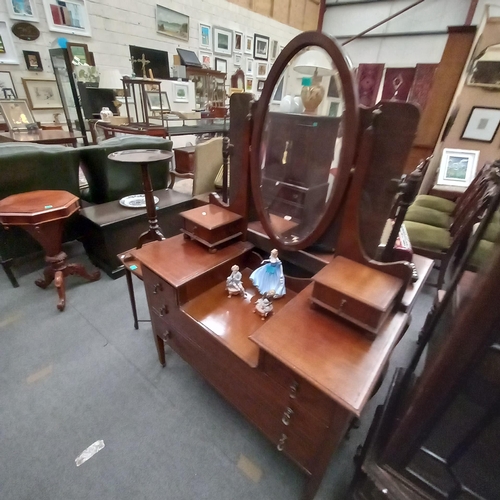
[
  {"x1": 437, "y1": 148, "x2": 480, "y2": 187},
  {"x1": 22, "y1": 78, "x2": 63, "y2": 109},
  {"x1": 256, "y1": 62, "x2": 268, "y2": 78},
  {"x1": 42, "y1": 0, "x2": 92, "y2": 37},
  {"x1": 0, "y1": 20, "x2": 19, "y2": 64},
  {"x1": 254, "y1": 34, "x2": 269, "y2": 61},
  {"x1": 23, "y1": 50, "x2": 43, "y2": 71},
  {"x1": 0, "y1": 70, "x2": 17, "y2": 98},
  {"x1": 199, "y1": 51, "x2": 212, "y2": 69},
  {"x1": 199, "y1": 23, "x2": 211, "y2": 50},
  {"x1": 270, "y1": 40, "x2": 279, "y2": 60},
  {"x1": 234, "y1": 54, "x2": 242, "y2": 67},
  {"x1": 245, "y1": 34, "x2": 253, "y2": 55},
  {"x1": 67, "y1": 42, "x2": 91, "y2": 66},
  {"x1": 257, "y1": 79, "x2": 265, "y2": 92},
  {"x1": 156, "y1": 5, "x2": 188, "y2": 41},
  {"x1": 461, "y1": 107, "x2": 500, "y2": 143},
  {"x1": 234, "y1": 31, "x2": 243, "y2": 54},
  {"x1": 213, "y1": 27, "x2": 232, "y2": 56},
  {"x1": 6, "y1": 0, "x2": 39, "y2": 22},
  {"x1": 173, "y1": 82, "x2": 189, "y2": 103},
  {"x1": 246, "y1": 77, "x2": 253, "y2": 92},
  {"x1": 146, "y1": 91, "x2": 170, "y2": 111},
  {"x1": 0, "y1": 99, "x2": 36, "y2": 130},
  {"x1": 246, "y1": 57, "x2": 254, "y2": 76},
  {"x1": 215, "y1": 57, "x2": 227, "y2": 74}
]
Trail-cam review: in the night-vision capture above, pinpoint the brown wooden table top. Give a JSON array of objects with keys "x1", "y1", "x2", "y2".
[
  {"x1": 250, "y1": 284, "x2": 409, "y2": 416},
  {"x1": 130, "y1": 234, "x2": 253, "y2": 288},
  {"x1": 0, "y1": 190, "x2": 79, "y2": 225},
  {"x1": 0, "y1": 130, "x2": 82, "y2": 143},
  {"x1": 108, "y1": 149, "x2": 173, "y2": 164}
]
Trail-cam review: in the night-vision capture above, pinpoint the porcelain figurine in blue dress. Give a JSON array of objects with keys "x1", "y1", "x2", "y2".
[{"x1": 250, "y1": 249, "x2": 286, "y2": 298}]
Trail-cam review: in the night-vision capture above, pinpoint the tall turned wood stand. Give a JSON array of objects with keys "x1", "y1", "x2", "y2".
[
  {"x1": 108, "y1": 149, "x2": 174, "y2": 248},
  {"x1": 0, "y1": 190, "x2": 101, "y2": 311}
]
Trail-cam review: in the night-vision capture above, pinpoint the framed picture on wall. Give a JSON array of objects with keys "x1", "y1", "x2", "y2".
[
  {"x1": 23, "y1": 50, "x2": 43, "y2": 71},
  {"x1": 156, "y1": 5, "x2": 189, "y2": 41},
  {"x1": 246, "y1": 77, "x2": 253, "y2": 92},
  {"x1": 42, "y1": 0, "x2": 92, "y2": 37},
  {"x1": 257, "y1": 79, "x2": 265, "y2": 92},
  {"x1": 213, "y1": 27, "x2": 232, "y2": 56},
  {"x1": 0, "y1": 70, "x2": 17, "y2": 98},
  {"x1": 246, "y1": 58, "x2": 254, "y2": 76},
  {"x1": 437, "y1": 148, "x2": 480, "y2": 187},
  {"x1": 0, "y1": 99, "x2": 36, "y2": 130},
  {"x1": 270, "y1": 40, "x2": 279, "y2": 60},
  {"x1": 234, "y1": 31, "x2": 243, "y2": 53},
  {"x1": 173, "y1": 82, "x2": 189, "y2": 103},
  {"x1": 254, "y1": 34, "x2": 269, "y2": 61},
  {"x1": 215, "y1": 57, "x2": 227, "y2": 74},
  {"x1": 256, "y1": 62, "x2": 268, "y2": 78},
  {"x1": 245, "y1": 34, "x2": 253, "y2": 55},
  {"x1": 67, "y1": 42, "x2": 91, "y2": 66},
  {"x1": 0, "y1": 20, "x2": 19, "y2": 64},
  {"x1": 22, "y1": 78, "x2": 63, "y2": 109},
  {"x1": 146, "y1": 91, "x2": 170, "y2": 112},
  {"x1": 199, "y1": 51, "x2": 213, "y2": 69},
  {"x1": 199, "y1": 23, "x2": 211, "y2": 50},
  {"x1": 461, "y1": 106, "x2": 500, "y2": 143},
  {"x1": 6, "y1": 0, "x2": 39, "y2": 22}
]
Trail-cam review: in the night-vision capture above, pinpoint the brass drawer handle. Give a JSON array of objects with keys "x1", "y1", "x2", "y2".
[
  {"x1": 153, "y1": 283, "x2": 163, "y2": 294},
  {"x1": 159, "y1": 306, "x2": 168, "y2": 317},
  {"x1": 277, "y1": 433, "x2": 287, "y2": 451},
  {"x1": 289, "y1": 381, "x2": 298, "y2": 399},
  {"x1": 281, "y1": 407, "x2": 294, "y2": 426},
  {"x1": 163, "y1": 330, "x2": 172, "y2": 339}
]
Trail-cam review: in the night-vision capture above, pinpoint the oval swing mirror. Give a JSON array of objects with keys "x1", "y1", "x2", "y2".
[{"x1": 250, "y1": 32, "x2": 359, "y2": 250}]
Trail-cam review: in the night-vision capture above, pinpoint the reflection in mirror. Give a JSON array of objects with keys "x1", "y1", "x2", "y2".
[
  {"x1": 259, "y1": 46, "x2": 345, "y2": 246},
  {"x1": 468, "y1": 43, "x2": 500, "y2": 88}
]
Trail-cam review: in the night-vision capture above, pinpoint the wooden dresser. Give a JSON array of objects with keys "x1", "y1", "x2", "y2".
[{"x1": 132, "y1": 234, "x2": 409, "y2": 499}]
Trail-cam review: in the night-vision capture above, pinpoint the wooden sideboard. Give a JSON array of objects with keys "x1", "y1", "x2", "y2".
[{"x1": 131, "y1": 234, "x2": 410, "y2": 500}]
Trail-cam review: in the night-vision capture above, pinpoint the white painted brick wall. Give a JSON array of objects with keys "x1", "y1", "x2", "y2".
[{"x1": 1, "y1": 0, "x2": 300, "y2": 123}]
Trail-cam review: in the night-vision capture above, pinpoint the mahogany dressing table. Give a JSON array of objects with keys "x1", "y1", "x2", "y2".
[{"x1": 130, "y1": 32, "x2": 423, "y2": 499}]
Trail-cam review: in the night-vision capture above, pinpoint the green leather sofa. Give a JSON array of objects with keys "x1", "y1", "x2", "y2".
[{"x1": 79, "y1": 136, "x2": 173, "y2": 204}]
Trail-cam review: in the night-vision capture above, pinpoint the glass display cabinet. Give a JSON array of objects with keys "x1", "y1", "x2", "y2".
[
  {"x1": 49, "y1": 48, "x2": 88, "y2": 145},
  {"x1": 186, "y1": 67, "x2": 226, "y2": 111}
]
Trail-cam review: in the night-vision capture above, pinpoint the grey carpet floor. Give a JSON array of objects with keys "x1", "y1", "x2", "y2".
[{"x1": 0, "y1": 242, "x2": 435, "y2": 500}]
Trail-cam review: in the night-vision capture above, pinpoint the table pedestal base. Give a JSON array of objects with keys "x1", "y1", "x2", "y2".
[{"x1": 35, "y1": 251, "x2": 101, "y2": 311}]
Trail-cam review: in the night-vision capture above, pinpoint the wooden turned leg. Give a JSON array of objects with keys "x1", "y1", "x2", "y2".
[
  {"x1": 35, "y1": 265, "x2": 55, "y2": 289},
  {"x1": 54, "y1": 270, "x2": 66, "y2": 311},
  {"x1": 64, "y1": 263, "x2": 101, "y2": 282}
]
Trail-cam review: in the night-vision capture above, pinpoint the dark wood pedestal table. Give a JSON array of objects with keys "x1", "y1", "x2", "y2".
[
  {"x1": 107, "y1": 149, "x2": 174, "y2": 248},
  {"x1": 0, "y1": 190, "x2": 101, "y2": 311}
]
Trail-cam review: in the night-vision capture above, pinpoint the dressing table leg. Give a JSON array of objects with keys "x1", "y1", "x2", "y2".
[{"x1": 154, "y1": 334, "x2": 166, "y2": 367}]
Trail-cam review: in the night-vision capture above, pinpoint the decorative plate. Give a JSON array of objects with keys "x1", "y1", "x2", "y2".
[{"x1": 119, "y1": 194, "x2": 159, "y2": 208}]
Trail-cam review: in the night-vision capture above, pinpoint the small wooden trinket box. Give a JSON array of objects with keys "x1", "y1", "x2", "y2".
[
  {"x1": 311, "y1": 256, "x2": 403, "y2": 336},
  {"x1": 180, "y1": 204, "x2": 244, "y2": 251}
]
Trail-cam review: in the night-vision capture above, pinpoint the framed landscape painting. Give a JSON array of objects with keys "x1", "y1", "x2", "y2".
[
  {"x1": 213, "y1": 27, "x2": 232, "y2": 56},
  {"x1": 156, "y1": 5, "x2": 189, "y2": 41},
  {"x1": 437, "y1": 148, "x2": 480, "y2": 187},
  {"x1": 7, "y1": 0, "x2": 39, "y2": 22},
  {"x1": 42, "y1": 0, "x2": 92, "y2": 37},
  {"x1": 22, "y1": 78, "x2": 63, "y2": 109}
]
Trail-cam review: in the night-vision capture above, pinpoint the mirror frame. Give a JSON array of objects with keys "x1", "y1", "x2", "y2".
[{"x1": 250, "y1": 31, "x2": 359, "y2": 251}]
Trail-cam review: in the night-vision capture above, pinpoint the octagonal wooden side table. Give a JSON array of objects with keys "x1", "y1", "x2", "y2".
[{"x1": 0, "y1": 190, "x2": 101, "y2": 311}]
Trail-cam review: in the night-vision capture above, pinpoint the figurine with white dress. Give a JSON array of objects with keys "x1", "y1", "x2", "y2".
[
  {"x1": 249, "y1": 249, "x2": 286, "y2": 298},
  {"x1": 254, "y1": 290, "x2": 275, "y2": 320},
  {"x1": 225, "y1": 265, "x2": 245, "y2": 297}
]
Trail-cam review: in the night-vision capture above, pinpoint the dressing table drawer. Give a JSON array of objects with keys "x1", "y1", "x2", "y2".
[
  {"x1": 261, "y1": 352, "x2": 337, "y2": 426},
  {"x1": 142, "y1": 266, "x2": 177, "y2": 320}
]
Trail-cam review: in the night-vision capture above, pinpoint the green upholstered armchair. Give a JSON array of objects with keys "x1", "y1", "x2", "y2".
[
  {"x1": 0, "y1": 143, "x2": 81, "y2": 287},
  {"x1": 79, "y1": 136, "x2": 173, "y2": 204}
]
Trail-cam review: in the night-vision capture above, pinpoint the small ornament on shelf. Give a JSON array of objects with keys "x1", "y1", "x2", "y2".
[
  {"x1": 249, "y1": 249, "x2": 286, "y2": 298},
  {"x1": 225, "y1": 265, "x2": 245, "y2": 298},
  {"x1": 254, "y1": 290, "x2": 275, "y2": 320}
]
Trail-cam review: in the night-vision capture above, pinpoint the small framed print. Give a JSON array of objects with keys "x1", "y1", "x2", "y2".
[
  {"x1": 234, "y1": 31, "x2": 243, "y2": 53},
  {"x1": 22, "y1": 78, "x2": 63, "y2": 109},
  {"x1": 270, "y1": 40, "x2": 279, "y2": 60},
  {"x1": 245, "y1": 34, "x2": 253, "y2": 55},
  {"x1": 461, "y1": 106, "x2": 500, "y2": 143},
  {"x1": 173, "y1": 82, "x2": 189, "y2": 103},
  {"x1": 146, "y1": 91, "x2": 170, "y2": 112},
  {"x1": 23, "y1": 50, "x2": 43, "y2": 71},
  {"x1": 254, "y1": 33, "x2": 269, "y2": 61},
  {"x1": 199, "y1": 51, "x2": 212, "y2": 69},
  {"x1": 215, "y1": 57, "x2": 227, "y2": 74},
  {"x1": 257, "y1": 79, "x2": 265, "y2": 92},
  {"x1": 234, "y1": 54, "x2": 242, "y2": 67},
  {"x1": 213, "y1": 26, "x2": 232, "y2": 56},
  {"x1": 0, "y1": 70, "x2": 17, "y2": 99},
  {"x1": 199, "y1": 23, "x2": 211, "y2": 50},
  {"x1": 246, "y1": 57, "x2": 254, "y2": 76},
  {"x1": 0, "y1": 99, "x2": 36, "y2": 130},
  {"x1": 67, "y1": 42, "x2": 91, "y2": 67},
  {"x1": 256, "y1": 62, "x2": 268, "y2": 78},
  {"x1": 246, "y1": 77, "x2": 253, "y2": 92},
  {"x1": 437, "y1": 148, "x2": 480, "y2": 187},
  {"x1": 7, "y1": 0, "x2": 39, "y2": 22}
]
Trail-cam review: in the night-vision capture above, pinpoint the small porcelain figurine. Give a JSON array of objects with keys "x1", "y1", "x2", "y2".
[
  {"x1": 249, "y1": 249, "x2": 286, "y2": 298},
  {"x1": 225, "y1": 265, "x2": 245, "y2": 298},
  {"x1": 254, "y1": 290, "x2": 275, "y2": 320},
  {"x1": 100, "y1": 107, "x2": 113, "y2": 121}
]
